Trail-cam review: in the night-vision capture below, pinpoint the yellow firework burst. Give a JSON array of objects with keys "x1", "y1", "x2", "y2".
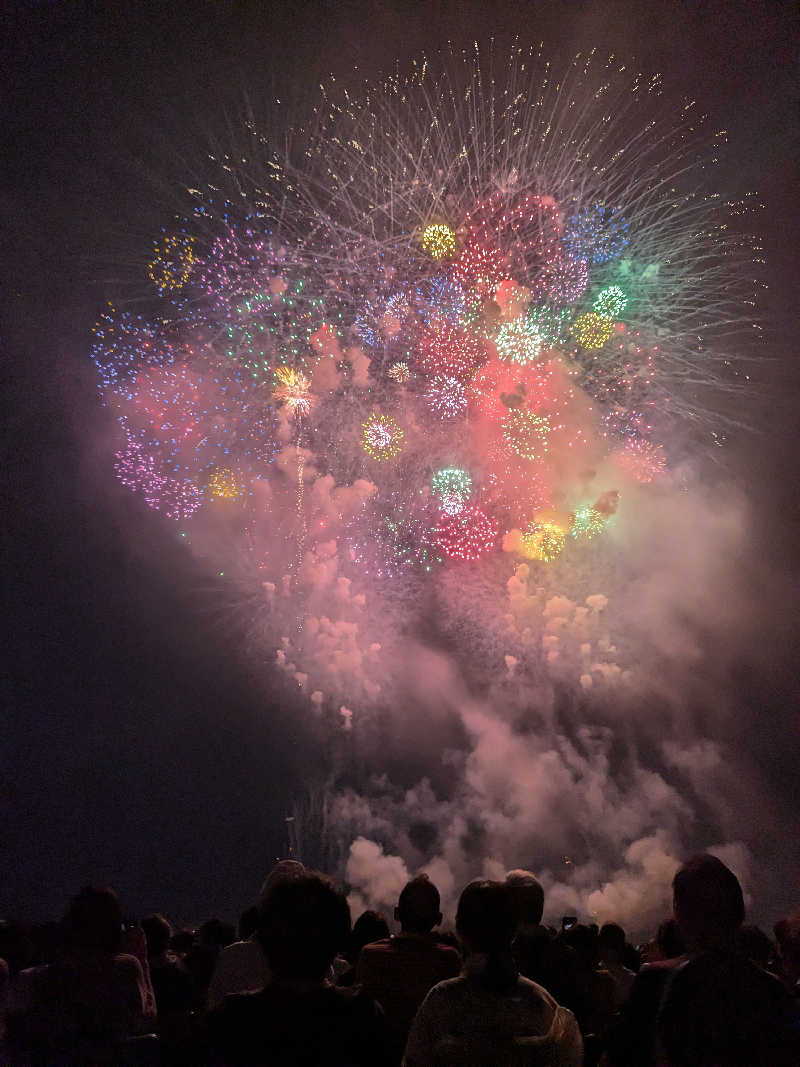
[
  {"x1": 273, "y1": 365, "x2": 313, "y2": 417},
  {"x1": 147, "y1": 233, "x2": 196, "y2": 293},
  {"x1": 421, "y1": 223, "x2": 457, "y2": 260},
  {"x1": 521, "y1": 520, "x2": 566, "y2": 561},
  {"x1": 208, "y1": 467, "x2": 244, "y2": 500},
  {"x1": 572, "y1": 311, "x2": 615, "y2": 350}
]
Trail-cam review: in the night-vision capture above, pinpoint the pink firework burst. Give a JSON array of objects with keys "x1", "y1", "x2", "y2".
[
  {"x1": 434, "y1": 504, "x2": 499, "y2": 560},
  {"x1": 418, "y1": 319, "x2": 487, "y2": 381},
  {"x1": 616, "y1": 437, "x2": 667, "y2": 482}
]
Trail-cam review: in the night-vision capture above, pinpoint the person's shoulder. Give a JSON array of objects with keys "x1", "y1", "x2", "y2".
[
  {"x1": 640, "y1": 957, "x2": 684, "y2": 974},
  {"x1": 113, "y1": 952, "x2": 145, "y2": 977},
  {"x1": 516, "y1": 974, "x2": 560, "y2": 1007},
  {"x1": 218, "y1": 937, "x2": 260, "y2": 960},
  {"x1": 359, "y1": 937, "x2": 394, "y2": 956},
  {"x1": 213, "y1": 987, "x2": 264, "y2": 1020},
  {"x1": 431, "y1": 939, "x2": 460, "y2": 958},
  {"x1": 422, "y1": 975, "x2": 465, "y2": 1002},
  {"x1": 327, "y1": 981, "x2": 385, "y2": 1016}
]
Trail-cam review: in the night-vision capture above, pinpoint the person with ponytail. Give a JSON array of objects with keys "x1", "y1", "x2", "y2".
[{"x1": 404, "y1": 880, "x2": 583, "y2": 1065}]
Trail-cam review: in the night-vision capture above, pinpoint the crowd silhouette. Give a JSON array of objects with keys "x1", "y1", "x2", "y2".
[{"x1": 1, "y1": 853, "x2": 798, "y2": 1065}]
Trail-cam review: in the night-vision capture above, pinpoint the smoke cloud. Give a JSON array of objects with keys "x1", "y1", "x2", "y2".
[{"x1": 244, "y1": 455, "x2": 785, "y2": 937}]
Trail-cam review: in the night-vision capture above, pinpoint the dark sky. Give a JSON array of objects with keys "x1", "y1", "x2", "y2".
[{"x1": 3, "y1": 0, "x2": 799, "y2": 924}]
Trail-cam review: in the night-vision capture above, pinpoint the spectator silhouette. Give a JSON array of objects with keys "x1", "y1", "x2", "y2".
[
  {"x1": 404, "y1": 879, "x2": 582, "y2": 1066},
  {"x1": 656, "y1": 917, "x2": 686, "y2": 962},
  {"x1": 206, "y1": 859, "x2": 304, "y2": 1008},
  {"x1": 238, "y1": 905, "x2": 259, "y2": 942},
  {"x1": 657, "y1": 854, "x2": 800, "y2": 1065},
  {"x1": 356, "y1": 875, "x2": 460, "y2": 1062},
  {"x1": 6, "y1": 886, "x2": 156, "y2": 1063},
  {"x1": 185, "y1": 917, "x2": 236, "y2": 1008},
  {"x1": 336, "y1": 909, "x2": 390, "y2": 986},
  {"x1": 774, "y1": 913, "x2": 800, "y2": 995},
  {"x1": 598, "y1": 923, "x2": 636, "y2": 1007},
  {"x1": 505, "y1": 869, "x2": 583, "y2": 1016},
  {"x1": 607, "y1": 854, "x2": 800, "y2": 1066},
  {"x1": 562, "y1": 922, "x2": 616, "y2": 1054},
  {"x1": 141, "y1": 913, "x2": 192, "y2": 1017},
  {"x1": 205, "y1": 870, "x2": 389, "y2": 1065}
]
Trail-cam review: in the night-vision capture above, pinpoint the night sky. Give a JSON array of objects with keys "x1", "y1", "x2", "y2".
[{"x1": 3, "y1": 0, "x2": 799, "y2": 926}]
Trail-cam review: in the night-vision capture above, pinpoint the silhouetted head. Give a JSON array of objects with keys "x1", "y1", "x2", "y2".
[
  {"x1": 599, "y1": 922, "x2": 627, "y2": 963},
  {"x1": 456, "y1": 880, "x2": 516, "y2": 955},
  {"x1": 141, "y1": 914, "x2": 172, "y2": 957},
  {"x1": 656, "y1": 917, "x2": 686, "y2": 960},
  {"x1": 259, "y1": 871, "x2": 351, "y2": 983},
  {"x1": 259, "y1": 859, "x2": 306, "y2": 904},
  {"x1": 673, "y1": 854, "x2": 744, "y2": 951},
  {"x1": 505, "y1": 869, "x2": 544, "y2": 926},
  {"x1": 396, "y1": 875, "x2": 442, "y2": 934},
  {"x1": 350, "y1": 910, "x2": 390, "y2": 959},
  {"x1": 64, "y1": 886, "x2": 123, "y2": 953},
  {"x1": 238, "y1": 905, "x2": 259, "y2": 942},
  {"x1": 198, "y1": 918, "x2": 236, "y2": 948},
  {"x1": 456, "y1": 880, "x2": 517, "y2": 992},
  {"x1": 563, "y1": 923, "x2": 599, "y2": 967}
]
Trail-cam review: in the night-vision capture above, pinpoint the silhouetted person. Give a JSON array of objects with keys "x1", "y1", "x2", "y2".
[
  {"x1": 774, "y1": 913, "x2": 800, "y2": 995},
  {"x1": 185, "y1": 917, "x2": 237, "y2": 1008},
  {"x1": 205, "y1": 871, "x2": 389, "y2": 1065},
  {"x1": 336, "y1": 909, "x2": 390, "y2": 987},
  {"x1": 608, "y1": 854, "x2": 800, "y2": 1066},
  {"x1": 7, "y1": 886, "x2": 156, "y2": 1063},
  {"x1": 238, "y1": 906, "x2": 259, "y2": 943},
  {"x1": 404, "y1": 879, "x2": 582, "y2": 1066},
  {"x1": 356, "y1": 875, "x2": 460, "y2": 1061},
  {"x1": 506, "y1": 869, "x2": 583, "y2": 1016},
  {"x1": 657, "y1": 854, "x2": 800, "y2": 1065},
  {"x1": 655, "y1": 917, "x2": 685, "y2": 961},
  {"x1": 206, "y1": 859, "x2": 305, "y2": 1008},
  {"x1": 562, "y1": 922, "x2": 616, "y2": 1054},
  {"x1": 141, "y1": 913, "x2": 192, "y2": 1017},
  {"x1": 598, "y1": 924, "x2": 635, "y2": 1008}
]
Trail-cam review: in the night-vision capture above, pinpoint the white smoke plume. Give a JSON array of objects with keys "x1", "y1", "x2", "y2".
[{"x1": 262, "y1": 465, "x2": 782, "y2": 938}]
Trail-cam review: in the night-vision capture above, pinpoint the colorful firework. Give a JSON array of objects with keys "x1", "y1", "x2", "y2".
[
  {"x1": 434, "y1": 505, "x2": 498, "y2": 561},
  {"x1": 616, "y1": 437, "x2": 667, "y2": 483},
  {"x1": 572, "y1": 312, "x2": 616, "y2": 351},
  {"x1": 501, "y1": 409, "x2": 551, "y2": 461},
  {"x1": 418, "y1": 320, "x2": 486, "y2": 380},
  {"x1": 347, "y1": 495, "x2": 443, "y2": 576},
  {"x1": 426, "y1": 375, "x2": 468, "y2": 419},
  {"x1": 273, "y1": 365, "x2": 313, "y2": 418},
  {"x1": 93, "y1": 41, "x2": 761, "y2": 641},
  {"x1": 431, "y1": 467, "x2": 472, "y2": 515},
  {"x1": 362, "y1": 413, "x2": 404, "y2": 461},
  {"x1": 496, "y1": 317, "x2": 543, "y2": 366},
  {"x1": 208, "y1": 467, "x2": 245, "y2": 500},
  {"x1": 147, "y1": 233, "x2": 196, "y2": 294},
  {"x1": 114, "y1": 436, "x2": 202, "y2": 520},
  {"x1": 570, "y1": 506, "x2": 607, "y2": 542},
  {"x1": 421, "y1": 223, "x2": 457, "y2": 260},
  {"x1": 593, "y1": 285, "x2": 629, "y2": 320},
  {"x1": 387, "y1": 361, "x2": 411, "y2": 384},
  {"x1": 521, "y1": 520, "x2": 567, "y2": 562}
]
